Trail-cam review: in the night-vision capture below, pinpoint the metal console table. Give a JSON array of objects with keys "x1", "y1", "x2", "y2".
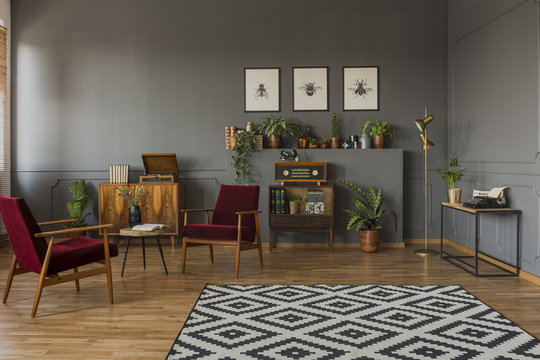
[{"x1": 440, "y1": 202, "x2": 521, "y2": 277}]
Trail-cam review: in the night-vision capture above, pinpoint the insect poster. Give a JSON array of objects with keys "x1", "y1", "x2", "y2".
[
  {"x1": 244, "y1": 68, "x2": 280, "y2": 112},
  {"x1": 343, "y1": 66, "x2": 379, "y2": 111},
  {"x1": 293, "y1": 67, "x2": 329, "y2": 111}
]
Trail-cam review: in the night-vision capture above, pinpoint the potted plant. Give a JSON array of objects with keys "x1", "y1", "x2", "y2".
[
  {"x1": 257, "y1": 116, "x2": 301, "y2": 149},
  {"x1": 361, "y1": 120, "x2": 372, "y2": 149},
  {"x1": 340, "y1": 180, "x2": 397, "y2": 253},
  {"x1": 330, "y1": 113, "x2": 340, "y2": 149},
  {"x1": 288, "y1": 196, "x2": 303, "y2": 214},
  {"x1": 437, "y1": 157, "x2": 467, "y2": 204},
  {"x1": 66, "y1": 180, "x2": 92, "y2": 237},
  {"x1": 320, "y1": 138, "x2": 330, "y2": 149},
  {"x1": 232, "y1": 130, "x2": 256, "y2": 184},
  {"x1": 369, "y1": 119, "x2": 396, "y2": 149},
  {"x1": 115, "y1": 184, "x2": 148, "y2": 228},
  {"x1": 309, "y1": 138, "x2": 318, "y2": 149}
]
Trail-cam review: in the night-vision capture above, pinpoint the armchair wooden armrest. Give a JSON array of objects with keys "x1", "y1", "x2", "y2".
[
  {"x1": 38, "y1": 219, "x2": 78, "y2": 227},
  {"x1": 180, "y1": 208, "x2": 214, "y2": 213},
  {"x1": 236, "y1": 210, "x2": 262, "y2": 215},
  {"x1": 35, "y1": 224, "x2": 113, "y2": 238}
]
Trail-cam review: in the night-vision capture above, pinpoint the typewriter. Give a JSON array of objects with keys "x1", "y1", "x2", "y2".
[{"x1": 463, "y1": 187, "x2": 508, "y2": 209}]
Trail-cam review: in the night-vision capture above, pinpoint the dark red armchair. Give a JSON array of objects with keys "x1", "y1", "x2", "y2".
[
  {"x1": 181, "y1": 185, "x2": 263, "y2": 278},
  {"x1": 0, "y1": 195, "x2": 118, "y2": 317}
]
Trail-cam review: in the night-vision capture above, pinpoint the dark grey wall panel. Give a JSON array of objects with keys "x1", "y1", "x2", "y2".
[
  {"x1": 11, "y1": 0, "x2": 447, "y2": 240},
  {"x1": 448, "y1": 0, "x2": 540, "y2": 276}
]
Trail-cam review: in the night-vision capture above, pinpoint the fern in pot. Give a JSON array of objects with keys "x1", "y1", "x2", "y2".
[{"x1": 340, "y1": 180, "x2": 397, "y2": 253}]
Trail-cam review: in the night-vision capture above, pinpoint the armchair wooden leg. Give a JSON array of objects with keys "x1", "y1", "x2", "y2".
[
  {"x1": 182, "y1": 237, "x2": 187, "y2": 274},
  {"x1": 255, "y1": 215, "x2": 263, "y2": 267},
  {"x1": 73, "y1": 267, "x2": 80, "y2": 292},
  {"x1": 235, "y1": 242, "x2": 241, "y2": 279},
  {"x1": 209, "y1": 245, "x2": 214, "y2": 264},
  {"x1": 32, "y1": 272, "x2": 46, "y2": 317},
  {"x1": 103, "y1": 232, "x2": 114, "y2": 305},
  {"x1": 3, "y1": 255, "x2": 17, "y2": 303}
]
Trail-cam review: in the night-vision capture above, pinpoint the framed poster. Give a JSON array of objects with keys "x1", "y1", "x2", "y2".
[
  {"x1": 293, "y1": 67, "x2": 329, "y2": 111},
  {"x1": 244, "y1": 67, "x2": 280, "y2": 112},
  {"x1": 343, "y1": 66, "x2": 379, "y2": 111}
]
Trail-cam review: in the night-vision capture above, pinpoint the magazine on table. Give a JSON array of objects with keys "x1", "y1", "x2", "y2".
[{"x1": 130, "y1": 224, "x2": 167, "y2": 231}]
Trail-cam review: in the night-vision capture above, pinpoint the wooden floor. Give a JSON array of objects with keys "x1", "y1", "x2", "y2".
[{"x1": 0, "y1": 241, "x2": 540, "y2": 359}]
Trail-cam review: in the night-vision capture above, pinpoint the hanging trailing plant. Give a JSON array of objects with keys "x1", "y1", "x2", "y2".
[{"x1": 232, "y1": 130, "x2": 256, "y2": 184}]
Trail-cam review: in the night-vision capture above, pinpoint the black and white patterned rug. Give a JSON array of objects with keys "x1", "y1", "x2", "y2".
[{"x1": 166, "y1": 284, "x2": 540, "y2": 359}]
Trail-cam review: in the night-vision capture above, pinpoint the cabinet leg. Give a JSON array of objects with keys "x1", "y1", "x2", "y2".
[
  {"x1": 329, "y1": 229, "x2": 333, "y2": 250},
  {"x1": 142, "y1": 238, "x2": 146, "y2": 270},
  {"x1": 170, "y1": 236, "x2": 175, "y2": 248},
  {"x1": 268, "y1": 228, "x2": 273, "y2": 252}
]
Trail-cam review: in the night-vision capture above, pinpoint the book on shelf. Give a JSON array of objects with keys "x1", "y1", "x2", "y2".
[
  {"x1": 130, "y1": 224, "x2": 167, "y2": 232},
  {"x1": 275, "y1": 189, "x2": 281, "y2": 214},
  {"x1": 271, "y1": 188, "x2": 276, "y2": 214},
  {"x1": 306, "y1": 202, "x2": 325, "y2": 214},
  {"x1": 307, "y1": 190, "x2": 323, "y2": 202},
  {"x1": 281, "y1": 189, "x2": 287, "y2": 214}
]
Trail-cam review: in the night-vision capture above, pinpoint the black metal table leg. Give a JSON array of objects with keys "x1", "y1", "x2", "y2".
[
  {"x1": 156, "y1": 236, "x2": 168, "y2": 275},
  {"x1": 517, "y1": 212, "x2": 521, "y2": 276},
  {"x1": 142, "y1": 237, "x2": 146, "y2": 269},
  {"x1": 121, "y1": 236, "x2": 131, "y2": 277},
  {"x1": 475, "y1": 213, "x2": 479, "y2": 277},
  {"x1": 440, "y1": 204, "x2": 444, "y2": 256}
]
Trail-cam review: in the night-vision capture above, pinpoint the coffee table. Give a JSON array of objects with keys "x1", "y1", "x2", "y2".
[{"x1": 119, "y1": 228, "x2": 168, "y2": 276}]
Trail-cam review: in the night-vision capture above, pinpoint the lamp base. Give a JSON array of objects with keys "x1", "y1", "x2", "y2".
[{"x1": 415, "y1": 248, "x2": 439, "y2": 256}]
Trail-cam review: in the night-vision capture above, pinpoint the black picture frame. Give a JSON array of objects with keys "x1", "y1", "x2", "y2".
[
  {"x1": 343, "y1": 66, "x2": 379, "y2": 111},
  {"x1": 244, "y1": 67, "x2": 281, "y2": 113},
  {"x1": 293, "y1": 66, "x2": 329, "y2": 112}
]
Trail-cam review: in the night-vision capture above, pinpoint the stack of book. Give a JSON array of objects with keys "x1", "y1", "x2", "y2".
[
  {"x1": 270, "y1": 188, "x2": 288, "y2": 214},
  {"x1": 306, "y1": 190, "x2": 324, "y2": 214},
  {"x1": 225, "y1": 126, "x2": 237, "y2": 149},
  {"x1": 109, "y1": 164, "x2": 129, "y2": 183}
]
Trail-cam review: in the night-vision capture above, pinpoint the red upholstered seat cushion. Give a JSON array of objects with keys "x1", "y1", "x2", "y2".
[
  {"x1": 47, "y1": 236, "x2": 118, "y2": 275},
  {"x1": 183, "y1": 224, "x2": 255, "y2": 242}
]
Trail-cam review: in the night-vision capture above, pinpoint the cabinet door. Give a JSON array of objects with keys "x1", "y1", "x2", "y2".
[{"x1": 99, "y1": 183, "x2": 179, "y2": 234}]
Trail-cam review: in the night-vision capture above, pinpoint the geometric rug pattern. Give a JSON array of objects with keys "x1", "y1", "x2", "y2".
[{"x1": 166, "y1": 284, "x2": 540, "y2": 360}]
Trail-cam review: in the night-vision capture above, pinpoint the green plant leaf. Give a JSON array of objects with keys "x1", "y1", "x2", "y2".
[{"x1": 69, "y1": 180, "x2": 86, "y2": 201}]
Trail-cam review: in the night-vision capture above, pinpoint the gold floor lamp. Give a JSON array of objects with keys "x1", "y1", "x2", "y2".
[{"x1": 414, "y1": 108, "x2": 439, "y2": 256}]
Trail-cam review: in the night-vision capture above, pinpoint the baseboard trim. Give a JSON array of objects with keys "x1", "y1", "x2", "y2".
[
  {"x1": 270, "y1": 242, "x2": 405, "y2": 249},
  {"x1": 406, "y1": 238, "x2": 540, "y2": 286}
]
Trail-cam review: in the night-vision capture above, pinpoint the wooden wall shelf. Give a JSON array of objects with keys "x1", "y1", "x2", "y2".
[{"x1": 268, "y1": 184, "x2": 334, "y2": 250}]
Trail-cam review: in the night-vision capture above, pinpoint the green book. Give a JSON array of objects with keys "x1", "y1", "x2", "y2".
[
  {"x1": 275, "y1": 189, "x2": 281, "y2": 214},
  {"x1": 271, "y1": 189, "x2": 276, "y2": 214},
  {"x1": 281, "y1": 189, "x2": 287, "y2": 214}
]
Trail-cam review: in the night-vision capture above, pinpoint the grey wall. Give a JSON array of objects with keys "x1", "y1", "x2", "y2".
[
  {"x1": 448, "y1": 0, "x2": 540, "y2": 276},
  {"x1": 11, "y1": 1, "x2": 448, "y2": 241}
]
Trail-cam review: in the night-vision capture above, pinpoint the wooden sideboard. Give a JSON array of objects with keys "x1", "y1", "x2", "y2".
[{"x1": 99, "y1": 183, "x2": 184, "y2": 246}]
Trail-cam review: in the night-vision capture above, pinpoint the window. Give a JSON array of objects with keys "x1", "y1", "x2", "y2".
[{"x1": 0, "y1": 26, "x2": 8, "y2": 239}]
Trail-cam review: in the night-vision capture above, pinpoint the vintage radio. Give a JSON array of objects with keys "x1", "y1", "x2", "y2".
[{"x1": 139, "y1": 153, "x2": 179, "y2": 183}]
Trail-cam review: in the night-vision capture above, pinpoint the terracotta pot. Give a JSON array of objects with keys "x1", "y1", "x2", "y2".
[
  {"x1": 268, "y1": 135, "x2": 282, "y2": 149},
  {"x1": 358, "y1": 229, "x2": 381, "y2": 253},
  {"x1": 329, "y1": 137, "x2": 340, "y2": 149},
  {"x1": 447, "y1": 189, "x2": 462, "y2": 204},
  {"x1": 372, "y1": 135, "x2": 385, "y2": 149}
]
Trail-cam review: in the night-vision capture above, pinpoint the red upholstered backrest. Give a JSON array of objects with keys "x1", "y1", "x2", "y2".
[
  {"x1": 0, "y1": 196, "x2": 47, "y2": 274},
  {"x1": 212, "y1": 185, "x2": 259, "y2": 230}
]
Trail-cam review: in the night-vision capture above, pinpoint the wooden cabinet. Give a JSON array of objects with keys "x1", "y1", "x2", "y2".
[
  {"x1": 268, "y1": 184, "x2": 334, "y2": 250},
  {"x1": 99, "y1": 183, "x2": 184, "y2": 245}
]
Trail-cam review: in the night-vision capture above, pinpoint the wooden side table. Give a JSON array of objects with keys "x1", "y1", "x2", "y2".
[{"x1": 119, "y1": 228, "x2": 168, "y2": 276}]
